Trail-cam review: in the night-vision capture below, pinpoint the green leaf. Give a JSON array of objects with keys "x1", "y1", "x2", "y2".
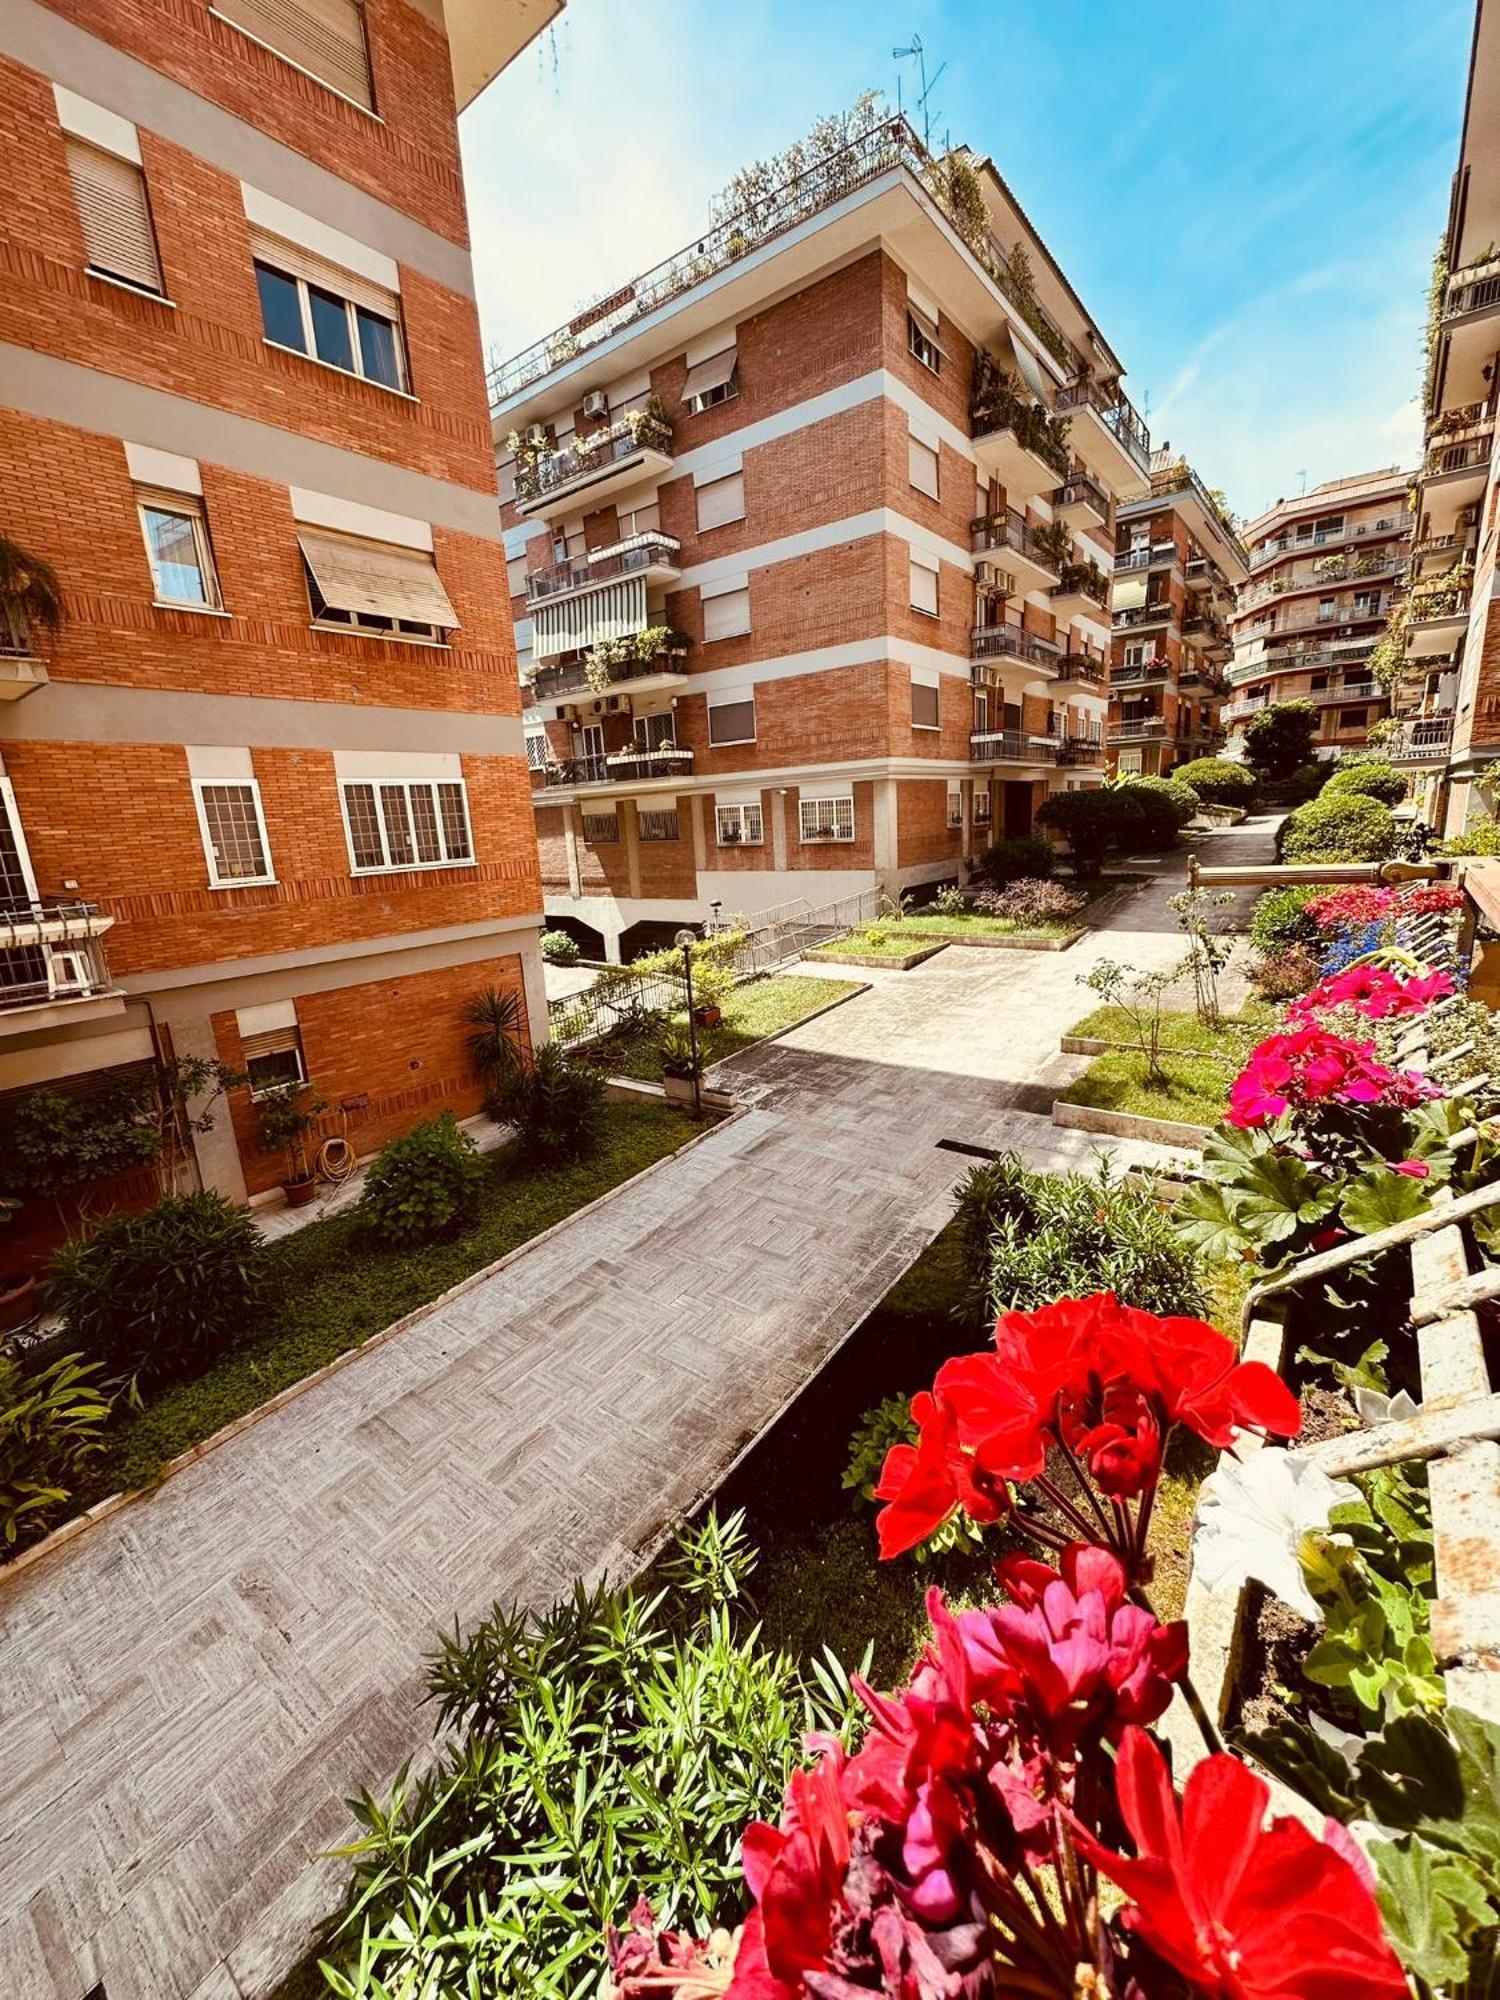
[
  {"x1": 1358, "y1": 1709, "x2": 1500, "y2": 1873},
  {"x1": 1372, "y1": 1835, "x2": 1494, "y2": 1989},
  {"x1": 1340, "y1": 1167, "x2": 1433, "y2": 1236},
  {"x1": 1233, "y1": 1718, "x2": 1364, "y2": 1821},
  {"x1": 1172, "y1": 1180, "x2": 1255, "y2": 1261}
]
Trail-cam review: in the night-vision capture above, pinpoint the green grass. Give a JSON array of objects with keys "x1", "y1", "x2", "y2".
[
  {"x1": 594, "y1": 973, "x2": 863, "y2": 1080},
  {"x1": 1057, "y1": 1050, "x2": 1230, "y2": 1128},
  {"x1": 79, "y1": 1101, "x2": 694, "y2": 1501},
  {"x1": 884, "y1": 912, "x2": 1078, "y2": 940},
  {"x1": 1066, "y1": 1003, "x2": 1271, "y2": 1056},
  {"x1": 808, "y1": 931, "x2": 933, "y2": 959}
]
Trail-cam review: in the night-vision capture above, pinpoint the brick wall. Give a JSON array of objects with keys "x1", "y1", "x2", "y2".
[{"x1": 896, "y1": 778, "x2": 960, "y2": 869}]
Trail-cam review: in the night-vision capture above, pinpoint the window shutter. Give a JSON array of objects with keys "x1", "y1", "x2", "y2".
[
  {"x1": 66, "y1": 140, "x2": 162, "y2": 293},
  {"x1": 215, "y1": 0, "x2": 374, "y2": 109},
  {"x1": 703, "y1": 586, "x2": 751, "y2": 641},
  {"x1": 708, "y1": 697, "x2": 756, "y2": 745},
  {"x1": 250, "y1": 228, "x2": 397, "y2": 319},
  {"x1": 240, "y1": 1024, "x2": 301, "y2": 1062},
  {"x1": 696, "y1": 473, "x2": 745, "y2": 532}
]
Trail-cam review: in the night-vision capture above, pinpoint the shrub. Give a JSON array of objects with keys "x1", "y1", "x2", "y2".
[
  {"x1": 462, "y1": 986, "x2": 527, "y2": 1090},
  {"x1": 1249, "y1": 884, "x2": 1323, "y2": 956},
  {"x1": 357, "y1": 1113, "x2": 488, "y2": 1246},
  {"x1": 843, "y1": 1394, "x2": 916, "y2": 1504},
  {"x1": 0, "y1": 1352, "x2": 110, "y2": 1545},
  {"x1": 1324, "y1": 760, "x2": 1407, "y2": 807},
  {"x1": 1034, "y1": 790, "x2": 1122, "y2": 877},
  {"x1": 49, "y1": 1192, "x2": 265, "y2": 1388},
  {"x1": 971, "y1": 834, "x2": 1053, "y2": 887},
  {"x1": 1281, "y1": 790, "x2": 1396, "y2": 863},
  {"x1": 952, "y1": 1154, "x2": 1205, "y2": 1325},
  {"x1": 971, "y1": 879, "x2": 1085, "y2": 926},
  {"x1": 1266, "y1": 760, "x2": 1335, "y2": 806},
  {"x1": 539, "y1": 929, "x2": 581, "y2": 965},
  {"x1": 1249, "y1": 944, "x2": 1322, "y2": 1000},
  {"x1": 312, "y1": 1515, "x2": 861, "y2": 1997},
  {"x1": 1440, "y1": 814, "x2": 1500, "y2": 856},
  {"x1": 932, "y1": 884, "x2": 970, "y2": 915},
  {"x1": 1117, "y1": 775, "x2": 1192, "y2": 849},
  {"x1": 1103, "y1": 785, "x2": 1150, "y2": 849},
  {"x1": 1244, "y1": 699, "x2": 1319, "y2": 779},
  {"x1": 1171, "y1": 757, "x2": 1255, "y2": 805},
  {"x1": 489, "y1": 1042, "x2": 606, "y2": 1163}
]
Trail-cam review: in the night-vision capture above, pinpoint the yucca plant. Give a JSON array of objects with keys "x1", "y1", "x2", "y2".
[{"x1": 461, "y1": 985, "x2": 526, "y2": 1086}]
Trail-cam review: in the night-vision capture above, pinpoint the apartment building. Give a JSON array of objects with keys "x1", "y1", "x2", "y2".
[
  {"x1": 1108, "y1": 445, "x2": 1246, "y2": 776},
  {"x1": 1405, "y1": 0, "x2": 1500, "y2": 833},
  {"x1": 1224, "y1": 468, "x2": 1410, "y2": 759},
  {"x1": 491, "y1": 111, "x2": 1149, "y2": 960},
  {"x1": 0, "y1": 0, "x2": 554, "y2": 1251}
]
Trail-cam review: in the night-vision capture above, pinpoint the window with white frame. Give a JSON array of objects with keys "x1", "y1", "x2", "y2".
[
  {"x1": 253, "y1": 240, "x2": 405, "y2": 392},
  {"x1": 194, "y1": 778, "x2": 273, "y2": 886},
  {"x1": 703, "y1": 584, "x2": 751, "y2": 642},
  {"x1": 241, "y1": 1024, "x2": 307, "y2": 1100},
  {"x1": 907, "y1": 307, "x2": 940, "y2": 373},
  {"x1": 946, "y1": 786, "x2": 963, "y2": 829},
  {"x1": 580, "y1": 810, "x2": 619, "y2": 843},
  {"x1": 908, "y1": 431, "x2": 939, "y2": 499},
  {"x1": 911, "y1": 677, "x2": 940, "y2": 729},
  {"x1": 973, "y1": 788, "x2": 992, "y2": 827},
  {"x1": 696, "y1": 472, "x2": 745, "y2": 532},
  {"x1": 1124, "y1": 642, "x2": 1146, "y2": 667},
  {"x1": 799, "y1": 795, "x2": 855, "y2": 843},
  {"x1": 682, "y1": 346, "x2": 739, "y2": 413},
  {"x1": 715, "y1": 800, "x2": 763, "y2": 846},
  {"x1": 637, "y1": 809, "x2": 679, "y2": 842},
  {"x1": 341, "y1": 777, "x2": 472, "y2": 872},
  {"x1": 1117, "y1": 749, "x2": 1143, "y2": 774},
  {"x1": 137, "y1": 489, "x2": 221, "y2": 608},
  {"x1": 708, "y1": 694, "x2": 756, "y2": 745},
  {"x1": 909, "y1": 550, "x2": 939, "y2": 618}
]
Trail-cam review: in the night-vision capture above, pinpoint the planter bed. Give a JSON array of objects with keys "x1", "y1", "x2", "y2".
[
  {"x1": 585, "y1": 972, "x2": 865, "y2": 1080},
  {"x1": 909, "y1": 926, "x2": 1084, "y2": 953},
  {"x1": 1051, "y1": 1098, "x2": 1209, "y2": 1149},
  {"x1": 809, "y1": 941, "x2": 948, "y2": 971}
]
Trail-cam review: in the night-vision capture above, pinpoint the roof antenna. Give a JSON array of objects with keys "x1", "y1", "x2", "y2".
[
  {"x1": 893, "y1": 35, "x2": 946, "y2": 151},
  {"x1": 1298, "y1": 468, "x2": 1309, "y2": 495}
]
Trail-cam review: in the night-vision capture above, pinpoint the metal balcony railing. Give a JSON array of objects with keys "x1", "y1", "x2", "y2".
[
  {"x1": 524, "y1": 531, "x2": 683, "y2": 605},
  {"x1": 1110, "y1": 659, "x2": 1170, "y2": 685},
  {"x1": 1053, "y1": 561, "x2": 1109, "y2": 609},
  {"x1": 968, "y1": 729, "x2": 1060, "y2": 764},
  {"x1": 1114, "y1": 601, "x2": 1173, "y2": 629},
  {"x1": 1114, "y1": 544, "x2": 1177, "y2": 572},
  {"x1": 971, "y1": 510, "x2": 1062, "y2": 575},
  {"x1": 537, "y1": 746, "x2": 694, "y2": 788},
  {"x1": 1447, "y1": 256, "x2": 1500, "y2": 319},
  {"x1": 1423, "y1": 429, "x2": 1493, "y2": 481},
  {"x1": 1249, "y1": 514, "x2": 1415, "y2": 571},
  {"x1": 1054, "y1": 378, "x2": 1150, "y2": 471},
  {"x1": 1108, "y1": 715, "x2": 1168, "y2": 740},
  {"x1": 1057, "y1": 733, "x2": 1106, "y2": 764},
  {"x1": 529, "y1": 641, "x2": 691, "y2": 702},
  {"x1": 1053, "y1": 469, "x2": 1109, "y2": 518},
  {"x1": 1056, "y1": 644, "x2": 1107, "y2": 684},
  {"x1": 1409, "y1": 588, "x2": 1472, "y2": 623},
  {"x1": 516, "y1": 413, "x2": 674, "y2": 505},
  {"x1": 0, "y1": 899, "x2": 115, "y2": 1012},
  {"x1": 1390, "y1": 715, "x2": 1455, "y2": 760},
  {"x1": 970, "y1": 624, "x2": 1060, "y2": 670}
]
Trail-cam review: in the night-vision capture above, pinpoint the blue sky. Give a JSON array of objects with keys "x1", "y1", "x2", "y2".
[{"x1": 459, "y1": 0, "x2": 1472, "y2": 522}]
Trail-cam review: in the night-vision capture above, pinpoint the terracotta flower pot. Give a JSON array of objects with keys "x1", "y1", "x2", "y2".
[
  {"x1": 282, "y1": 1174, "x2": 319, "y2": 1209},
  {"x1": 694, "y1": 1004, "x2": 723, "y2": 1028}
]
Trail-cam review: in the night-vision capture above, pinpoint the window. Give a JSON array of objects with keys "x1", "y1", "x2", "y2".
[
  {"x1": 946, "y1": 786, "x2": 963, "y2": 829},
  {"x1": 1341, "y1": 708, "x2": 1368, "y2": 732},
  {"x1": 716, "y1": 801, "x2": 763, "y2": 845},
  {"x1": 213, "y1": 0, "x2": 374, "y2": 110},
  {"x1": 682, "y1": 347, "x2": 739, "y2": 413},
  {"x1": 341, "y1": 778, "x2": 472, "y2": 872},
  {"x1": 253, "y1": 243, "x2": 405, "y2": 391},
  {"x1": 638, "y1": 809, "x2": 679, "y2": 842},
  {"x1": 65, "y1": 138, "x2": 164, "y2": 296},
  {"x1": 242, "y1": 1027, "x2": 307, "y2": 1100},
  {"x1": 907, "y1": 308, "x2": 940, "y2": 373},
  {"x1": 800, "y1": 796, "x2": 855, "y2": 843},
  {"x1": 1117, "y1": 749, "x2": 1143, "y2": 774},
  {"x1": 908, "y1": 432, "x2": 939, "y2": 499},
  {"x1": 912, "y1": 679, "x2": 940, "y2": 729},
  {"x1": 696, "y1": 472, "x2": 745, "y2": 532},
  {"x1": 580, "y1": 811, "x2": 620, "y2": 843},
  {"x1": 497, "y1": 457, "x2": 517, "y2": 504},
  {"x1": 524, "y1": 730, "x2": 548, "y2": 771},
  {"x1": 973, "y1": 789, "x2": 992, "y2": 828},
  {"x1": 633, "y1": 712, "x2": 677, "y2": 752},
  {"x1": 703, "y1": 585, "x2": 751, "y2": 642},
  {"x1": 708, "y1": 695, "x2": 756, "y2": 746},
  {"x1": 1124, "y1": 642, "x2": 1145, "y2": 667},
  {"x1": 910, "y1": 552, "x2": 939, "y2": 618},
  {"x1": 506, "y1": 554, "x2": 530, "y2": 598},
  {"x1": 617, "y1": 501, "x2": 661, "y2": 539},
  {"x1": 194, "y1": 779, "x2": 273, "y2": 886},
  {"x1": 138, "y1": 490, "x2": 220, "y2": 607},
  {"x1": 300, "y1": 531, "x2": 457, "y2": 641}
]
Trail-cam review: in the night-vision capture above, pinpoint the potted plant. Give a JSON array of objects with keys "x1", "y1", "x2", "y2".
[
  {"x1": 0, "y1": 1197, "x2": 37, "y2": 1335},
  {"x1": 659, "y1": 1023, "x2": 704, "y2": 1105},
  {"x1": 258, "y1": 1082, "x2": 327, "y2": 1208}
]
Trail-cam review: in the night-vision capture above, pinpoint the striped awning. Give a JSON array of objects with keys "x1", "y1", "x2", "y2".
[{"x1": 532, "y1": 574, "x2": 647, "y2": 661}]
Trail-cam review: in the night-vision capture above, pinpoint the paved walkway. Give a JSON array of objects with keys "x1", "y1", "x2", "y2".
[{"x1": 0, "y1": 820, "x2": 1275, "y2": 2000}]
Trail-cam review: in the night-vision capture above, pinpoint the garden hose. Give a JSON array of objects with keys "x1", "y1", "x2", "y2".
[{"x1": 315, "y1": 1135, "x2": 357, "y2": 1186}]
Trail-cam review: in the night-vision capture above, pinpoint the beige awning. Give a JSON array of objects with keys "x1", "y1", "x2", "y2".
[
  {"x1": 682, "y1": 346, "x2": 739, "y2": 402},
  {"x1": 297, "y1": 532, "x2": 458, "y2": 629},
  {"x1": 1012, "y1": 335, "x2": 1052, "y2": 404}
]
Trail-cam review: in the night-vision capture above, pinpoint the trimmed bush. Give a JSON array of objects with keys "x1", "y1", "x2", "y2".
[
  {"x1": 1171, "y1": 757, "x2": 1255, "y2": 805},
  {"x1": 539, "y1": 930, "x2": 581, "y2": 966},
  {"x1": 1439, "y1": 814, "x2": 1500, "y2": 857},
  {"x1": 1117, "y1": 775, "x2": 1193, "y2": 849},
  {"x1": 0, "y1": 1352, "x2": 110, "y2": 1545},
  {"x1": 49, "y1": 1192, "x2": 265, "y2": 1388},
  {"x1": 489, "y1": 1042, "x2": 607, "y2": 1163},
  {"x1": 1261, "y1": 760, "x2": 1334, "y2": 807},
  {"x1": 1035, "y1": 790, "x2": 1120, "y2": 877},
  {"x1": 1249, "y1": 884, "x2": 1323, "y2": 956},
  {"x1": 1281, "y1": 790, "x2": 1396, "y2": 863},
  {"x1": 970, "y1": 834, "x2": 1054, "y2": 887},
  {"x1": 358, "y1": 1113, "x2": 488, "y2": 1246},
  {"x1": 1244, "y1": 699, "x2": 1318, "y2": 779},
  {"x1": 1324, "y1": 760, "x2": 1406, "y2": 807}
]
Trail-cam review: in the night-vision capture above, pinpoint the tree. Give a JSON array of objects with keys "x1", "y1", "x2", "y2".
[{"x1": 1244, "y1": 700, "x2": 1318, "y2": 781}]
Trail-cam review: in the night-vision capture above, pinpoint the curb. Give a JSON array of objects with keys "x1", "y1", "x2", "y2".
[
  {"x1": 1051, "y1": 1098, "x2": 1208, "y2": 1149},
  {"x1": 927, "y1": 927, "x2": 1084, "y2": 953},
  {"x1": 809, "y1": 942, "x2": 948, "y2": 971},
  {"x1": 0, "y1": 1107, "x2": 747, "y2": 1590}
]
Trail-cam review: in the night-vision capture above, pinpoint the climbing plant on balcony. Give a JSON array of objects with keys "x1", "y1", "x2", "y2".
[{"x1": 583, "y1": 625, "x2": 690, "y2": 694}]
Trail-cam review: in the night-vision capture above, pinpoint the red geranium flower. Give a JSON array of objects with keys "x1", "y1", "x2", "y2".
[
  {"x1": 1068, "y1": 1727, "x2": 1408, "y2": 1999},
  {"x1": 1289, "y1": 964, "x2": 1455, "y2": 1023},
  {"x1": 1227, "y1": 1027, "x2": 1443, "y2": 1128},
  {"x1": 874, "y1": 1388, "x2": 1008, "y2": 1559},
  {"x1": 731, "y1": 1745, "x2": 854, "y2": 1998}
]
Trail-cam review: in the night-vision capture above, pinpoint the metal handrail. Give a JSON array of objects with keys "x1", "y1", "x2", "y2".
[
  {"x1": 971, "y1": 508, "x2": 1062, "y2": 575},
  {"x1": 524, "y1": 532, "x2": 683, "y2": 604},
  {"x1": 516, "y1": 416, "x2": 673, "y2": 503},
  {"x1": 1055, "y1": 378, "x2": 1150, "y2": 469},
  {"x1": 969, "y1": 729, "x2": 1060, "y2": 762}
]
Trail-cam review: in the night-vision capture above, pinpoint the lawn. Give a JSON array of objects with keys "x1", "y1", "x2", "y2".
[
  {"x1": 77, "y1": 1099, "x2": 696, "y2": 1502},
  {"x1": 1057, "y1": 1050, "x2": 1232, "y2": 1128},
  {"x1": 1067, "y1": 1003, "x2": 1271, "y2": 1055},
  {"x1": 591, "y1": 972, "x2": 863, "y2": 1080},
  {"x1": 884, "y1": 911, "x2": 1079, "y2": 940}
]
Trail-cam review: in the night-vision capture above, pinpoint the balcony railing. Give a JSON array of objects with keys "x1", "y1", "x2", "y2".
[
  {"x1": 1056, "y1": 644, "x2": 1107, "y2": 685},
  {"x1": 0, "y1": 899, "x2": 116, "y2": 1012},
  {"x1": 1422, "y1": 427, "x2": 1493, "y2": 481},
  {"x1": 1249, "y1": 514, "x2": 1415, "y2": 571},
  {"x1": 1409, "y1": 587, "x2": 1472, "y2": 624},
  {"x1": 971, "y1": 510, "x2": 1061, "y2": 576},
  {"x1": 1114, "y1": 601, "x2": 1173, "y2": 629},
  {"x1": 1390, "y1": 715, "x2": 1455, "y2": 760},
  {"x1": 1053, "y1": 560, "x2": 1109, "y2": 610},
  {"x1": 970, "y1": 384, "x2": 1073, "y2": 480},
  {"x1": 1411, "y1": 532, "x2": 1476, "y2": 564},
  {"x1": 1447, "y1": 255, "x2": 1500, "y2": 319},
  {"x1": 537, "y1": 746, "x2": 694, "y2": 788},
  {"x1": 524, "y1": 531, "x2": 683, "y2": 605},
  {"x1": 969, "y1": 729, "x2": 1060, "y2": 764},
  {"x1": 1248, "y1": 596, "x2": 1392, "y2": 638},
  {"x1": 1055, "y1": 378, "x2": 1150, "y2": 472},
  {"x1": 529, "y1": 637, "x2": 691, "y2": 702},
  {"x1": 1057, "y1": 733, "x2": 1106, "y2": 764},
  {"x1": 1053, "y1": 469, "x2": 1109, "y2": 520},
  {"x1": 1110, "y1": 659, "x2": 1170, "y2": 686},
  {"x1": 515, "y1": 412, "x2": 674, "y2": 506},
  {"x1": 1108, "y1": 715, "x2": 1168, "y2": 740},
  {"x1": 1114, "y1": 544, "x2": 1177, "y2": 572},
  {"x1": 970, "y1": 624, "x2": 1060, "y2": 669}
]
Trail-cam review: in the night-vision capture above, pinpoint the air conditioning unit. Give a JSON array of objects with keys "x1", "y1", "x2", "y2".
[
  {"x1": 525, "y1": 424, "x2": 548, "y2": 448},
  {"x1": 581, "y1": 389, "x2": 610, "y2": 420}
]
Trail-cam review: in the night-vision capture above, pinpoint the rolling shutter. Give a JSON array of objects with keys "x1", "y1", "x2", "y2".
[
  {"x1": 215, "y1": 0, "x2": 374, "y2": 109},
  {"x1": 240, "y1": 1023, "x2": 301, "y2": 1064},
  {"x1": 249, "y1": 228, "x2": 398, "y2": 319},
  {"x1": 66, "y1": 140, "x2": 162, "y2": 293}
]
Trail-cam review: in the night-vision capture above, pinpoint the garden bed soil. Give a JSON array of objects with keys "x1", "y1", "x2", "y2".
[{"x1": 810, "y1": 941, "x2": 948, "y2": 971}]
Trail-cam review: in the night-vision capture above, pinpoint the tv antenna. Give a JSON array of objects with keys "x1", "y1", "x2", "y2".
[{"x1": 893, "y1": 36, "x2": 946, "y2": 152}]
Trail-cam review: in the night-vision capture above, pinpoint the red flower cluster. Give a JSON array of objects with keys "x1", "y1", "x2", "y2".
[
  {"x1": 1305, "y1": 883, "x2": 1393, "y2": 931},
  {"x1": 1288, "y1": 963, "x2": 1454, "y2": 1023},
  {"x1": 1226, "y1": 1027, "x2": 1442, "y2": 1129},
  {"x1": 875, "y1": 1294, "x2": 1300, "y2": 1560},
  {"x1": 1401, "y1": 881, "x2": 1464, "y2": 916}
]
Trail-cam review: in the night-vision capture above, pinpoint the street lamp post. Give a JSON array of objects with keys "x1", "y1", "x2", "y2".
[{"x1": 675, "y1": 927, "x2": 702, "y2": 1119}]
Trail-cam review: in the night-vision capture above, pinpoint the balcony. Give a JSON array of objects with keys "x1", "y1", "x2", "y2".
[
  {"x1": 1184, "y1": 555, "x2": 1227, "y2": 594},
  {"x1": 1300, "y1": 679, "x2": 1378, "y2": 706},
  {"x1": 1055, "y1": 378, "x2": 1151, "y2": 490},
  {"x1": 1249, "y1": 514, "x2": 1415, "y2": 572},
  {"x1": 1054, "y1": 642, "x2": 1108, "y2": 691},
  {"x1": 1052, "y1": 469, "x2": 1109, "y2": 530},
  {"x1": 515, "y1": 411, "x2": 675, "y2": 522},
  {"x1": 1058, "y1": 732, "x2": 1106, "y2": 766},
  {"x1": 1390, "y1": 715, "x2": 1455, "y2": 763},
  {"x1": 536, "y1": 745, "x2": 694, "y2": 791},
  {"x1": 970, "y1": 392, "x2": 1071, "y2": 497},
  {"x1": 1420, "y1": 422, "x2": 1493, "y2": 522},
  {"x1": 969, "y1": 729, "x2": 1061, "y2": 765},
  {"x1": 1178, "y1": 662, "x2": 1227, "y2": 694},
  {"x1": 971, "y1": 510, "x2": 1061, "y2": 595},
  {"x1": 1109, "y1": 714, "x2": 1168, "y2": 742},
  {"x1": 529, "y1": 633, "x2": 691, "y2": 703},
  {"x1": 524, "y1": 531, "x2": 682, "y2": 607},
  {"x1": 970, "y1": 625, "x2": 1060, "y2": 686},
  {"x1": 0, "y1": 900, "x2": 123, "y2": 1033},
  {"x1": 1113, "y1": 600, "x2": 1173, "y2": 633},
  {"x1": 1411, "y1": 531, "x2": 1476, "y2": 570},
  {"x1": 1110, "y1": 658, "x2": 1170, "y2": 688},
  {"x1": 0, "y1": 630, "x2": 48, "y2": 700},
  {"x1": 1114, "y1": 543, "x2": 1177, "y2": 574},
  {"x1": 1407, "y1": 587, "x2": 1472, "y2": 657},
  {"x1": 1051, "y1": 560, "x2": 1109, "y2": 620}
]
